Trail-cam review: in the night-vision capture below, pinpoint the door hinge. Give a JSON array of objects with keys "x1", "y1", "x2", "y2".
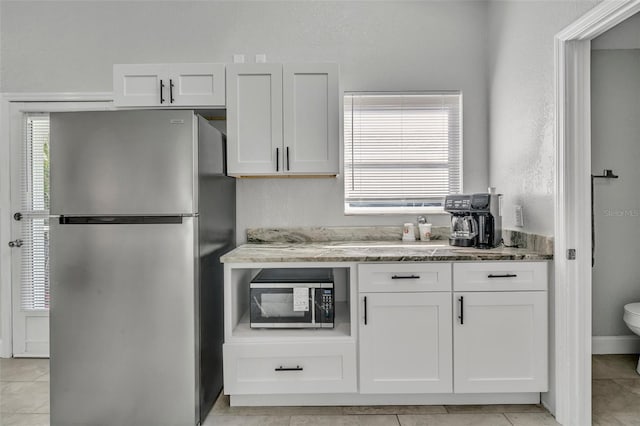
[{"x1": 567, "y1": 248, "x2": 576, "y2": 260}]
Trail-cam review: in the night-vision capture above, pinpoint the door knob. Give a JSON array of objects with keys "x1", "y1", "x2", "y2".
[{"x1": 8, "y1": 239, "x2": 23, "y2": 248}]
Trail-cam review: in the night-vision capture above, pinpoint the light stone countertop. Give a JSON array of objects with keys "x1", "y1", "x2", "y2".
[{"x1": 220, "y1": 241, "x2": 553, "y2": 263}]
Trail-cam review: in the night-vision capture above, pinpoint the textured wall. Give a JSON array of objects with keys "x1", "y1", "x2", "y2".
[
  {"x1": 0, "y1": 0, "x2": 490, "y2": 243},
  {"x1": 487, "y1": 0, "x2": 598, "y2": 236},
  {"x1": 591, "y1": 49, "x2": 640, "y2": 337}
]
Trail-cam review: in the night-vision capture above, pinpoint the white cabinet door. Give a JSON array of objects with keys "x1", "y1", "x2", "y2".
[
  {"x1": 453, "y1": 291, "x2": 548, "y2": 393},
  {"x1": 168, "y1": 63, "x2": 225, "y2": 106},
  {"x1": 223, "y1": 341, "x2": 357, "y2": 395},
  {"x1": 113, "y1": 63, "x2": 225, "y2": 107},
  {"x1": 226, "y1": 64, "x2": 283, "y2": 175},
  {"x1": 283, "y1": 63, "x2": 339, "y2": 174},
  {"x1": 359, "y1": 292, "x2": 452, "y2": 394},
  {"x1": 359, "y1": 263, "x2": 452, "y2": 293},
  {"x1": 113, "y1": 64, "x2": 168, "y2": 107},
  {"x1": 453, "y1": 262, "x2": 548, "y2": 292}
]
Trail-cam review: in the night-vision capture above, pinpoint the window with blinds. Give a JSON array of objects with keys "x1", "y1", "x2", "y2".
[
  {"x1": 20, "y1": 113, "x2": 50, "y2": 310},
  {"x1": 344, "y1": 92, "x2": 462, "y2": 214}
]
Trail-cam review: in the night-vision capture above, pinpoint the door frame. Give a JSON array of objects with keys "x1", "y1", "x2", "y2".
[
  {"x1": 0, "y1": 93, "x2": 113, "y2": 358},
  {"x1": 554, "y1": 1, "x2": 640, "y2": 424}
]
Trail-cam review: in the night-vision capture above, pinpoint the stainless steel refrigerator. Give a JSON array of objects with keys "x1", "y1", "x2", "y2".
[{"x1": 49, "y1": 110, "x2": 235, "y2": 426}]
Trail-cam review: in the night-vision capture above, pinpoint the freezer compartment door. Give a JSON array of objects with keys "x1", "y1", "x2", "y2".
[
  {"x1": 50, "y1": 217, "x2": 198, "y2": 426},
  {"x1": 50, "y1": 110, "x2": 196, "y2": 215}
]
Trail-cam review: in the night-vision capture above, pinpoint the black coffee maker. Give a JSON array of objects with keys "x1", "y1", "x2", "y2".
[{"x1": 444, "y1": 193, "x2": 503, "y2": 249}]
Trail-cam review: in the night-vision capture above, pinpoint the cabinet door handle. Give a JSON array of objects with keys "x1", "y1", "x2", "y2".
[
  {"x1": 276, "y1": 147, "x2": 280, "y2": 172},
  {"x1": 286, "y1": 146, "x2": 290, "y2": 171},
  {"x1": 487, "y1": 274, "x2": 517, "y2": 278},
  {"x1": 391, "y1": 274, "x2": 421, "y2": 280},
  {"x1": 458, "y1": 296, "x2": 464, "y2": 325},
  {"x1": 169, "y1": 79, "x2": 175, "y2": 103},
  {"x1": 275, "y1": 365, "x2": 303, "y2": 372},
  {"x1": 364, "y1": 296, "x2": 367, "y2": 325},
  {"x1": 159, "y1": 79, "x2": 165, "y2": 104}
]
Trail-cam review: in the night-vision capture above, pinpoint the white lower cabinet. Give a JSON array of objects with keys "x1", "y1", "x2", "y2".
[
  {"x1": 223, "y1": 261, "x2": 549, "y2": 403},
  {"x1": 359, "y1": 292, "x2": 453, "y2": 393},
  {"x1": 453, "y1": 291, "x2": 548, "y2": 393},
  {"x1": 223, "y1": 341, "x2": 357, "y2": 395}
]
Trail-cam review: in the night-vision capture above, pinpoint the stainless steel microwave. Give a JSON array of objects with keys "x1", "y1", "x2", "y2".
[{"x1": 249, "y1": 268, "x2": 335, "y2": 329}]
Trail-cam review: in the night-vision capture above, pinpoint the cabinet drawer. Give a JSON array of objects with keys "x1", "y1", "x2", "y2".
[
  {"x1": 223, "y1": 342, "x2": 356, "y2": 395},
  {"x1": 453, "y1": 262, "x2": 548, "y2": 291},
  {"x1": 358, "y1": 263, "x2": 451, "y2": 292}
]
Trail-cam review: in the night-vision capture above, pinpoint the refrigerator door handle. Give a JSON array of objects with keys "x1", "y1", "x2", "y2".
[{"x1": 59, "y1": 216, "x2": 183, "y2": 225}]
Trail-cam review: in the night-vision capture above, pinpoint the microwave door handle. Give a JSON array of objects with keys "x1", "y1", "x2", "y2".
[{"x1": 311, "y1": 289, "x2": 316, "y2": 325}]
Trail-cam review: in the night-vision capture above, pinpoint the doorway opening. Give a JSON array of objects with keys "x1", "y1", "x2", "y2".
[
  {"x1": 555, "y1": 1, "x2": 640, "y2": 424},
  {"x1": 0, "y1": 98, "x2": 112, "y2": 359},
  {"x1": 11, "y1": 113, "x2": 51, "y2": 357}
]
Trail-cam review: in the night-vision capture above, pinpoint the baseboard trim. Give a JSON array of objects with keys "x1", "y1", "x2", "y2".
[
  {"x1": 229, "y1": 392, "x2": 541, "y2": 407},
  {"x1": 592, "y1": 335, "x2": 640, "y2": 354}
]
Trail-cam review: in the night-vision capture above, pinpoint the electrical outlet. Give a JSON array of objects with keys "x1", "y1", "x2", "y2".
[
  {"x1": 255, "y1": 54, "x2": 266, "y2": 63},
  {"x1": 515, "y1": 205, "x2": 524, "y2": 227},
  {"x1": 233, "y1": 54, "x2": 245, "y2": 63}
]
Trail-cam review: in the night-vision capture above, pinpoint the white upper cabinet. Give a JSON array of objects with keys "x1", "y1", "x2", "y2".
[
  {"x1": 226, "y1": 63, "x2": 339, "y2": 176},
  {"x1": 113, "y1": 63, "x2": 225, "y2": 107},
  {"x1": 226, "y1": 64, "x2": 283, "y2": 175},
  {"x1": 283, "y1": 64, "x2": 339, "y2": 174}
]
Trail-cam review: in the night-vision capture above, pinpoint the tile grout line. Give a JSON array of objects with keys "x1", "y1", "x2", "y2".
[{"x1": 502, "y1": 412, "x2": 516, "y2": 426}]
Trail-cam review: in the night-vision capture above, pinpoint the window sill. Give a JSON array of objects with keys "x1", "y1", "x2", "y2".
[{"x1": 344, "y1": 206, "x2": 448, "y2": 216}]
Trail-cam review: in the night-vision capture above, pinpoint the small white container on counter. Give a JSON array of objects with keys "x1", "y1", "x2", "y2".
[
  {"x1": 418, "y1": 223, "x2": 432, "y2": 241},
  {"x1": 402, "y1": 223, "x2": 416, "y2": 241}
]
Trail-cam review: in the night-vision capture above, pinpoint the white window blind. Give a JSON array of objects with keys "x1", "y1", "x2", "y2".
[
  {"x1": 344, "y1": 92, "x2": 462, "y2": 214},
  {"x1": 20, "y1": 113, "x2": 50, "y2": 311}
]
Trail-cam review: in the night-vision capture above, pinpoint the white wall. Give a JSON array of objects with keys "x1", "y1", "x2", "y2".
[
  {"x1": 0, "y1": 0, "x2": 491, "y2": 243},
  {"x1": 592, "y1": 12, "x2": 640, "y2": 50},
  {"x1": 591, "y1": 49, "x2": 640, "y2": 338},
  {"x1": 487, "y1": 0, "x2": 599, "y2": 236}
]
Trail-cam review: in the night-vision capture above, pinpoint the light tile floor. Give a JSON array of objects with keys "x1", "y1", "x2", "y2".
[
  {"x1": 1, "y1": 355, "x2": 638, "y2": 425},
  {"x1": 592, "y1": 354, "x2": 640, "y2": 426},
  {"x1": 0, "y1": 358, "x2": 50, "y2": 426}
]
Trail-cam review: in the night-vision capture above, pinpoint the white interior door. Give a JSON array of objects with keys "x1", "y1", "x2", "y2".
[{"x1": 10, "y1": 112, "x2": 51, "y2": 357}]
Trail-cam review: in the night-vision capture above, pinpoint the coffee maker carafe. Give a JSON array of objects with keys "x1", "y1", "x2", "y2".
[
  {"x1": 444, "y1": 193, "x2": 503, "y2": 249},
  {"x1": 449, "y1": 214, "x2": 478, "y2": 247}
]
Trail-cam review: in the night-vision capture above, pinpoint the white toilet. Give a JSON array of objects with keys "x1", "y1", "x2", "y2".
[{"x1": 623, "y1": 303, "x2": 640, "y2": 374}]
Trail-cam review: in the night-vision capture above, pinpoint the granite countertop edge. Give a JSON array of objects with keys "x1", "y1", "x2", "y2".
[{"x1": 220, "y1": 242, "x2": 553, "y2": 263}]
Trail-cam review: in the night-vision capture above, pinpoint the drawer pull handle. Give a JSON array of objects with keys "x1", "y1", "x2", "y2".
[
  {"x1": 487, "y1": 274, "x2": 518, "y2": 278},
  {"x1": 391, "y1": 274, "x2": 421, "y2": 280},
  {"x1": 275, "y1": 365, "x2": 303, "y2": 372}
]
